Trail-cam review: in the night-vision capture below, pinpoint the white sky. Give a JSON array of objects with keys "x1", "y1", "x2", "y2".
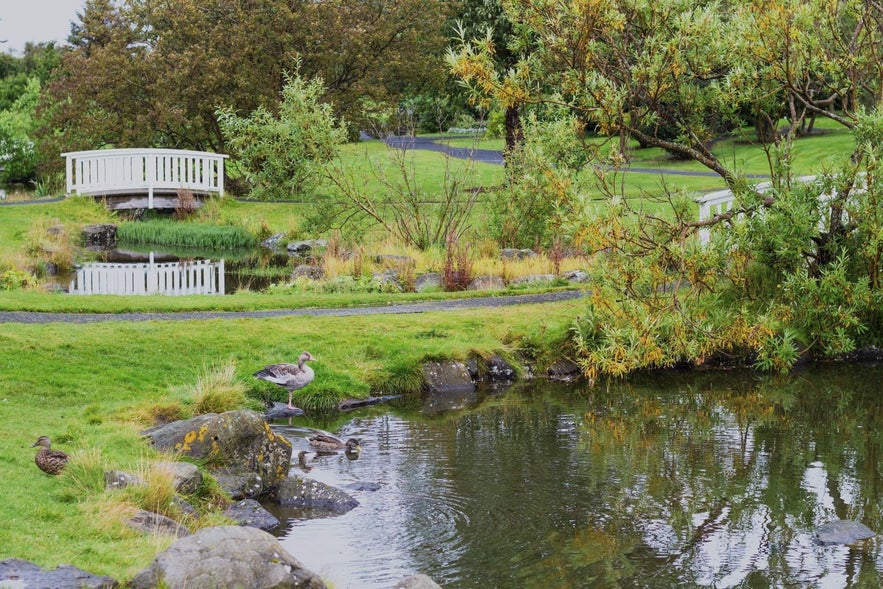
[{"x1": 0, "y1": 1, "x2": 87, "y2": 54}]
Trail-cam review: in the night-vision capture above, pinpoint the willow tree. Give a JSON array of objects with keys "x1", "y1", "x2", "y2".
[{"x1": 449, "y1": 0, "x2": 883, "y2": 377}]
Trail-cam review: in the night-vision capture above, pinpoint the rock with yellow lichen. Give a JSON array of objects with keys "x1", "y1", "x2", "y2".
[{"x1": 142, "y1": 410, "x2": 292, "y2": 499}]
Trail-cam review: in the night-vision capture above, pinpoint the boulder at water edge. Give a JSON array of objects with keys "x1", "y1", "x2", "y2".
[
  {"x1": 130, "y1": 525, "x2": 326, "y2": 589},
  {"x1": 393, "y1": 574, "x2": 443, "y2": 589},
  {"x1": 142, "y1": 410, "x2": 291, "y2": 498}
]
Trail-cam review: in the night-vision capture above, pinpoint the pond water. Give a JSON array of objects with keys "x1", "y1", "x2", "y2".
[
  {"x1": 268, "y1": 363, "x2": 883, "y2": 588},
  {"x1": 62, "y1": 247, "x2": 289, "y2": 295}
]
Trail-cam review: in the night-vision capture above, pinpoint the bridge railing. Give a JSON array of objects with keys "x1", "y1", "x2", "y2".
[
  {"x1": 62, "y1": 148, "x2": 228, "y2": 209},
  {"x1": 69, "y1": 256, "x2": 225, "y2": 296},
  {"x1": 696, "y1": 176, "x2": 822, "y2": 244}
]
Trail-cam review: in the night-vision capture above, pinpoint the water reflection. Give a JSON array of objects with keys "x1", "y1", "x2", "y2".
[
  {"x1": 270, "y1": 365, "x2": 883, "y2": 588},
  {"x1": 69, "y1": 251, "x2": 225, "y2": 295}
]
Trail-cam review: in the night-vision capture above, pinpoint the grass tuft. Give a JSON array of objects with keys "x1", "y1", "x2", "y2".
[
  {"x1": 187, "y1": 361, "x2": 248, "y2": 414},
  {"x1": 58, "y1": 448, "x2": 107, "y2": 503}
]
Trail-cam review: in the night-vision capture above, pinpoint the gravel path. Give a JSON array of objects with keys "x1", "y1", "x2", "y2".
[{"x1": 0, "y1": 290, "x2": 586, "y2": 324}]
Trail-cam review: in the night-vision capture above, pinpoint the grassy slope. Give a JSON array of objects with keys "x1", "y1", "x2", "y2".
[{"x1": 0, "y1": 299, "x2": 580, "y2": 579}]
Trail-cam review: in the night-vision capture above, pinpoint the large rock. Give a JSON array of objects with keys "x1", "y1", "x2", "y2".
[
  {"x1": 271, "y1": 475, "x2": 359, "y2": 513},
  {"x1": 510, "y1": 274, "x2": 556, "y2": 286},
  {"x1": 0, "y1": 558, "x2": 117, "y2": 589},
  {"x1": 143, "y1": 410, "x2": 292, "y2": 498},
  {"x1": 208, "y1": 465, "x2": 264, "y2": 500},
  {"x1": 500, "y1": 248, "x2": 538, "y2": 260},
  {"x1": 130, "y1": 526, "x2": 326, "y2": 589}
]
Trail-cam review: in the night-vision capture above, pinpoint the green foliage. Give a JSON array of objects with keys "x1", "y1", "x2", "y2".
[
  {"x1": 489, "y1": 113, "x2": 585, "y2": 248},
  {"x1": 0, "y1": 269, "x2": 36, "y2": 290},
  {"x1": 217, "y1": 69, "x2": 348, "y2": 199},
  {"x1": 323, "y1": 140, "x2": 482, "y2": 250},
  {"x1": 117, "y1": 219, "x2": 257, "y2": 249},
  {"x1": 0, "y1": 76, "x2": 40, "y2": 183}
]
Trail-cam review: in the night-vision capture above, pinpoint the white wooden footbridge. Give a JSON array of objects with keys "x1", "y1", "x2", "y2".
[{"x1": 62, "y1": 148, "x2": 227, "y2": 210}]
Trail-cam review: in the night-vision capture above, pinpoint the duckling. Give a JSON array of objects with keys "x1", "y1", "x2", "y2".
[
  {"x1": 297, "y1": 450, "x2": 313, "y2": 473},
  {"x1": 307, "y1": 434, "x2": 361, "y2": 454},
  {"x1": 31, "y1": 436, "x2": 69, "y2": 475}
]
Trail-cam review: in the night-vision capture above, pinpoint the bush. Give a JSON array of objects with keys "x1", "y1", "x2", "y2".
[{"x1": 217, "y1": 66, "x2": 347, "y2": 199}]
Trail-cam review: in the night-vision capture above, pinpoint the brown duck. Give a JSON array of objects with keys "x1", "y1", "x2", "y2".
[
  {"x1": 253, "y1": 351, "x2": 315, "y2": 410},
  {"x1": 32, "y1": 436, "x2": 69, "y2": 475},
  {"x1": 308, "y1": 434, "x2": 361, "y2": 453}
]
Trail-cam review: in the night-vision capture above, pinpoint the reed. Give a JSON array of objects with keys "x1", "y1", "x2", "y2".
[{"x1": 117, "y1": 219, "x2": 258, "y2": 249}]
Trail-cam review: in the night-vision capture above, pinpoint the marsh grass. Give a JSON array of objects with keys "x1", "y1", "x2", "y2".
[
  {"x1": 117, "y1": 219, "x2": 258, "y2": 249},
  {"x1": 187, "y1": 360, "x2": 248, "y2": 415}
]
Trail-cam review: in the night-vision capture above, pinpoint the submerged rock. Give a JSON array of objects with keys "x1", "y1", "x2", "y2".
[
  {"x1": 271, "y1": 475, "x2": 359, "y2": 513},
  {"x1": 393, "y1": 574, "x2": 443, "y2": 589},
  {"x1": 814, "y1": 520, "x2": 875, "y2": 545}
]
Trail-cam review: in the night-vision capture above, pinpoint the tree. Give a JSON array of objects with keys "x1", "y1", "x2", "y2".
[
  {"x1": 216, "y1": 69, "x2": 347, "y2": 200},
  {"x1": 450, "y1": 0, "x2": 883, "y2": 376},
  {"x1": 36, "y1": 0, "x2": 450, "y2": 172}
]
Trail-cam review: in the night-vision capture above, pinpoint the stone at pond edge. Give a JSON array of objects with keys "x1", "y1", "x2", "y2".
[
  {"x1": 814, "y1": 520, "x2": 875, "y2": 545},
  {"x1": 423, "y1": 360, "x2": 475, "y2": 395},
  {"x1": 82, "y1": 224, "x2": 117, "y2": 248},
  {"x1": 0, "y1": 558, "x2": 118, "y2": 589},
  {"x1": 265, "y1": 402, "x2": 306, "y2": 420},
  {"x1": 509, "y1": 274, "x2": 556, "y2": 286},
  {"x1": 292, "y1": 264, "x2": 325, "y2": 280},
  {"x1": 271, "y1": 475, "x2": 359, "y2": 513},
  {"x1": 142, "y1": 410, "x2": 291, "y2": 498},
  {"x1": 157, "y1": 460, "x2": 203, "y2": 494},
  {"x1": 130, "y1": 525, "x2": 326, "y2": 589},
  {"x1": 224, "y1": 498, "x2": 281, "y2": 531},
  {"x1": 287, "y1": 239, "x2": 328, "y2": 257}
]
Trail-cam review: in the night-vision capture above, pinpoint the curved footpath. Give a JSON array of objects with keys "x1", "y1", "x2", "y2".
[{"x1": 0, "y1": 290, "x2": 586, "y2": 324}]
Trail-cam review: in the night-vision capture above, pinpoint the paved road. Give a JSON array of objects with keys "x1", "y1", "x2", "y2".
[
  {"x1": 384, "y1": 134, "x2": 769, "y2": 179},
  {"x1": 0, "y1": 290, "x2": 586, "y2": 324}
]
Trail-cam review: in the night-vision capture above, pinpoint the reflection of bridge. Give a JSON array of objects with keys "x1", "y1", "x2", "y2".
[
  {"x1": 62, "y1": 148, "x2": 227, "y2": 210},
  {"x1": 70, "y1": 254, "x2": 225, "y2": 295}
]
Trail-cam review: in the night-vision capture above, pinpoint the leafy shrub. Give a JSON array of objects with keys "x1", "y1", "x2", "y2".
[{"x1": 217, "y1": 67, "x2": 347, "y2": 199}]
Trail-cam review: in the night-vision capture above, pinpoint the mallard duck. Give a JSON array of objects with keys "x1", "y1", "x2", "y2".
[
  {"x1": 308, "y1": 434, "x2": 361, "y2": 453},
  {"x1": 253, "y1": 351, "x2": 315, "y2": 410},
  {"x1": 32, "y1": 436, "x2": 69, "y2": 475}
]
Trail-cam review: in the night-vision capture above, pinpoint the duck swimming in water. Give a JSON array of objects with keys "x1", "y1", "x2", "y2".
[
  {"x1": 308, "y1": 433, "x2": 361, "y2": 454},
  {"x1": 31, "y1": 436, "x2": 69, "y2": 475},
  {"x1": 253, "y1": 351, "x2": 315, "y2": 410}
]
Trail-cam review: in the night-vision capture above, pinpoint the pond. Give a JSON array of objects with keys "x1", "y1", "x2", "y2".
[{"x1": 268, "y1": 363, "x2": 883, "y2": 588}]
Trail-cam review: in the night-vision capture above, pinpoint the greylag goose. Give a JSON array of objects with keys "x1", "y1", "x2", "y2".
[
  {"x1": 32, "y1": 436, "x2": 69, "y2": 475},
  {"x1": 253, "y1": 351, "x2": 315, "y2": 410},
  {"x1": 308, "y1": 433, "x2": 361, "y2": 453}
]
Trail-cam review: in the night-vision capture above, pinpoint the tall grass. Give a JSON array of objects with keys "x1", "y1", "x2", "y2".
[{"x1": 118, "y1": 219, "x2": 258, "y2": 249}]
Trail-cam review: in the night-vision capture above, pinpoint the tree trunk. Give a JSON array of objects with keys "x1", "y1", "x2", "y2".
[{"x1": 504, "y1": 104, "x2": 522, "y2": 159}]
